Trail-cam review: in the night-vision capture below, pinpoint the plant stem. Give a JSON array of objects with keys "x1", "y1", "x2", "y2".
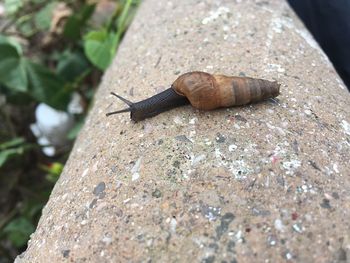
[{"x1": 114, "y1": 0, "x2": 133, "y2": 44}]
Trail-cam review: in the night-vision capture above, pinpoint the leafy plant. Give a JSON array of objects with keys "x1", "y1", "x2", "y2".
[
  {"x1": 0, "y1": 40, "x2": 71, "y2": 110},
  {"x1": 0, "y1": 0, "x2": 139, "y2": 262},
  {"x1": 0, "y1": 138, "x2": 30, "y2": 167},
  {"x1": 84, "y1": 0, "x2": 134, "y2": 70},
  {"x1": 3, "y1": 218, "x2": 35, "y2": 248}
]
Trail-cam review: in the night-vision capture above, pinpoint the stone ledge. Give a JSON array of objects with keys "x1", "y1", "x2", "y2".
[{"x1": 17, "y1": 0, "x2": 350, "y2": 262}]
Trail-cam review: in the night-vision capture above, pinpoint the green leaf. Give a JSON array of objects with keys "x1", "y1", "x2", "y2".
[
  {"x1": 31, "y1": 0, "x2": 46, "y2": 3},
  {"x1": 25, "y1": 60, "x2": 71, "y2": 110},
  {"x1": 16, "y1": 16, "x2": 36, "y2": 37},
  {"x1": 0, "y1": 85, "x2": 34, "y2": 105},
  {"x1": 63, "y1": 4, "x2": 96, "y2": 41},
  {"x1": 4, "y1": 0, "x2": 23, "y2": 14},
  {"x1": 3, "y1": 217, "x2": 35, "y2": 248},
  {"x1": 0, "y1": 148, "x2": 20, "y2": 167},
  {"x1": 0, "y1": 137, "x2": 27, "y2": 167},
  {"x1": 34, "y1": 2, "x2": 56, "y2": 31},
  {"x1": 80, "y1": 3, "x2": 96, "y2": 21},
  {"x1": 0, "y1": 44, "x2": 71, "y2": 110},
  {"x1": 0, "y1": 137, "x2": 25, "y2": 150},
  {"x1": 56, "y1": 50, "x2": 90, "y2": 82},
  {"x1": 0, "y1": 34, "x2": 23, "y2": 54},
  {"x1": 84, "y1": 30, "x2": 118, "y2": 70},
  {"x1": 0, "y1": 147, "x2": 26, "y2": 167},
  {"x1": 0, "y1": 44, "x2": 28, "y2": 92},
  {"x1": 63, "y1": 16, "x2": 82, "y2": 40}
]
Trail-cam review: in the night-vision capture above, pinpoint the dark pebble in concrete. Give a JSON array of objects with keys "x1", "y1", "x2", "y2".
[
  {"x1": 152, "y1": 189, "x2": 162, "y2": 198},
  {"x1": 216, "y1": 213, "x2": 235, "y2": 239},
  {"x1": 62, "y1": 250, "x2": 70, "y2": 258},
  {"x1": 93, "y1": 182, "x2": 106, "y2": 197},
  {"x1": 320, "y1": 198, "x2": 331, "y2": 209}
]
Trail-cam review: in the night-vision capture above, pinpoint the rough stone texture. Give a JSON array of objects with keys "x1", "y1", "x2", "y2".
[{"x1": 17, "y1": 0, "x2": 350, "y2": 262}]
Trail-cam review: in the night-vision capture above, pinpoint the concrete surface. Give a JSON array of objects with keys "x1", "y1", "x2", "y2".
[{"x1": 17, "y1": 0, "x2": 350, "y2": 262}]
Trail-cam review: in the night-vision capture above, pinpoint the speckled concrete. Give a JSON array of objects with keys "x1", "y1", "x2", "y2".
[{"x1": 17, "y1": 0, "x2": 350, "y2": 262}]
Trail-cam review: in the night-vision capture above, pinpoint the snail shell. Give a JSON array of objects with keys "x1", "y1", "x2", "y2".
[{"x1": 172, "y1": 71, "x2": 280, "y2": 110}]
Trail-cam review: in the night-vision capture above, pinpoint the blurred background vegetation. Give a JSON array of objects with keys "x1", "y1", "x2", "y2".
[{"x1": 0, "y1": 0, "x2": 139, "y2": 261}]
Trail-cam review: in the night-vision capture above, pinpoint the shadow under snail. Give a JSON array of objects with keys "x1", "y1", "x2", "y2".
[{"x1": 106, "y1": 71, "x2": 280, "y2": 122}]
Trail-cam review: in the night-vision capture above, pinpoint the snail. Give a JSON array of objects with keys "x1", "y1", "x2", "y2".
[{"x1": 106, "y1": 71, "x2": 280, "y2": 122}]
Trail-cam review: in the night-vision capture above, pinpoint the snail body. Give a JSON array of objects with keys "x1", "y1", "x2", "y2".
[{"x1": 107, "y1": 71, "x2": 280, "y2": 122}]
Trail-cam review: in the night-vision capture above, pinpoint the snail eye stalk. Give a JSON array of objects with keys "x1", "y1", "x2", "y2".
[{"x1": 106, "y1": 92, "x2": 133, "y2": 117}]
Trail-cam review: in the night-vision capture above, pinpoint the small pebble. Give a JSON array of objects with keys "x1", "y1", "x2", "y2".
[
  {"x1": 93, "y1": 182, "x2": 106, "y2": 196},
  {"x1": 274, "y1": 219, "x2": 284, "y2": 231},
  {"x1": 62, "y1": 250, "x2": 70, "y2": 258},
  {"x1": 215, "y1": 133, "x2": 226, "y2": 143},
  {"x1": 152, "y1": 189, "x2": 162, "y2": 198},
  {"x1": 292, "y1": 223, "x2": 303, "y2": 233},
  {"x1": 132, "y1": 173, "x2": 140, "y2": 181},
  {"x1": 229, "y1": 144, "x2": 238, "y2": 152},
  {"x1": 320, "y1": 198, "x2": 331, "y2": 209},
  {"x1": 285, "y1": 252, "x2": 293, "y2": 260},
  {"x1": 267, "y1": 235, "x2": 277, "y2": 246}
]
